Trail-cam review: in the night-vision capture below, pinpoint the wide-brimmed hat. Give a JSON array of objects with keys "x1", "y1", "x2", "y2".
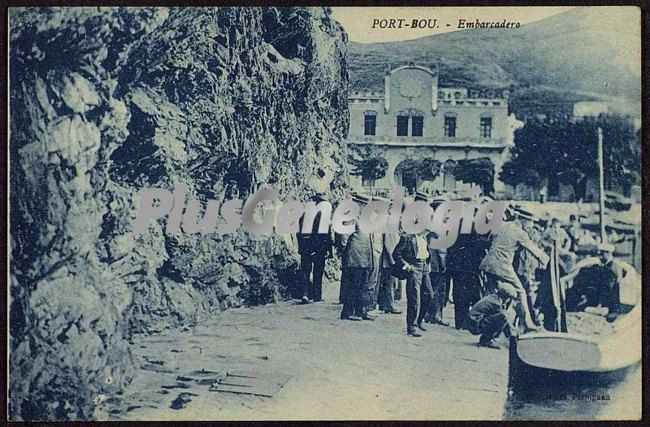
[
  {"x1": 430, "y1": 194, "x2": 448, "y2": 207},
  {"x1": 312, "y1": 191, "x2": 327, "y2": 201},
  {"x1": 504, "y1": 203, "x2": 517, "y2": 219},
  {"x1": 351, "y1": 193, "x2": 372, "y2": 205},
  {"x1": 414, "y1": 191, "x2": 429, "y2": 202},
  {"x1": 597, "y1": 242, "x2": 615, "y2": 253}
]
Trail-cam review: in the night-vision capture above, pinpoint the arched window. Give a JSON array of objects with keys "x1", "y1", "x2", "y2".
[{"x1": 363, "y1": 110, "x2": 377, "y2": 136}]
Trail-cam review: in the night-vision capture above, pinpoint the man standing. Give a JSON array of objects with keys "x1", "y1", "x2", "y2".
[
  {"x1": 447, "y1": 200, "x2": 490, "y2": 330},
  {"x1": 514, "y1": 215, "x2": 544, "y2": 326},
  {"x1": 340, "y1": 194, "x2": 382, "y2": 321},
  {"x1": 541, "y1": 217, "x2": 573, "y2": 273},
  {"x1": 297, "y1": 192, "x2": 333, "y2": 304},
  {"x1": 425, "y1": 195, "x2": 450, "y2": 325},
  {"x1": 378, "y1": 222, "x2": 402, "y2": 314},
  {"x1": 393, "y1": 220, "x2": 433, "y2": 337},
  {"x1": 566, "y1": 215, "x2": 582, "y2": 253},
  {"x1": 480, "y1": 206, "x2": 550, "y2": 333}
]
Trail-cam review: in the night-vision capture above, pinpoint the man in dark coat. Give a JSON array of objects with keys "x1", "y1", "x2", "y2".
[
  {"x1": 447, "y1": 228, "x2": 490, "y2": 330},
  {"x1": 340, "y1": 194, "x2": 382, "y2": 321},
  {"x1": 296, "y1": 192, "x2": 333, "y2": 303},
  {"x1": 393, "y1": 228, "x2": 433, "y2": 337}
]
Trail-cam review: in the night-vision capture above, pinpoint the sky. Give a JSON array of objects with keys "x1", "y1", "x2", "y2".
[{"x1": 331, "y1": 6, "x2": 575, "y2": 44}]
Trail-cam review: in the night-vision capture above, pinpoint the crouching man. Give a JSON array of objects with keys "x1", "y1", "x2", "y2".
[{"x1": 466, "y1": 282, "x2": 518, "y2": 349}]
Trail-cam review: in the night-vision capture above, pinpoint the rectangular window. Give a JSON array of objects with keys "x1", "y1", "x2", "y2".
[
  {"x1": 444, "y1": 116, "x2": 456, "y2": 138},
  {"x1": 411, "y1": 116, "x2": 423, "y2": 137},
  {"x1": 364, "y1": 115, "x2": 376, "y2": 136},
  {"x1": 480, "y1": 117, "x2": 492, "y2": 138},
  {"x1": 397, "y1": 116, "x2": 409, "y2": 137}
]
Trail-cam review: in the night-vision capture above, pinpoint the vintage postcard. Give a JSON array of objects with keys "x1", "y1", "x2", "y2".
[{"x1": 7, "y1": 5, "x2": 643, "y2": 421}]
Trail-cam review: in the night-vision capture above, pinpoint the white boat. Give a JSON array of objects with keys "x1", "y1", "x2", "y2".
[{"x1": 516, "y1": 259, "x2": 641, "y2": 373}]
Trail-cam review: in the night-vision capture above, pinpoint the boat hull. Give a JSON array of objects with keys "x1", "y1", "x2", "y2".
[
  {"x1": 515, "y1": 259, "x2": 641, "y2": 374},
  {"x1": 508, "y1": 337, "x2": 639, "y2": 393}
]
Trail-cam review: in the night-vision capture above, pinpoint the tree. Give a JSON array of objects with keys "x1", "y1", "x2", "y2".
[
  {"x1": 455, "y1": 157, "x2": 495, "y2": 195},
  {"x1": 417, "y1": 158, "x2": 442, "y2": 182},
  {"x1": 348, "y1": 146, "x2": 388, "y2": 182},
  {"x1": 599, "y1": 115, "x2": 641, "y2": 196},
  {"x1": 500, "y1": 119, "x2": 553, "y2": 192}
]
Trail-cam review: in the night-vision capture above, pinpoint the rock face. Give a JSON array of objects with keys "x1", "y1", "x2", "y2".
[{"x1": 9, "y1": 7, "x2": 348, "y2": 420}]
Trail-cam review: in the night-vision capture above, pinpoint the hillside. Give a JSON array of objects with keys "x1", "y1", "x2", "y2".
[{"x1": 347, "y1": 7, "x2": 641, "y2": 118}]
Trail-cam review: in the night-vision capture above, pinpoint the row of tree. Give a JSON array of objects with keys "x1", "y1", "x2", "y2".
[
  {"x1": 348, "y1": 145, "x2": 495, "y2": 194},
  {"x1": 500, "y1": 114, "x2": 641, "y2": 199}
]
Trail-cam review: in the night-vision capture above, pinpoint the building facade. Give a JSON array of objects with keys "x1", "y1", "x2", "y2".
[{"x1": 347, "y1": 64, "x2": 522, "y2": 197}]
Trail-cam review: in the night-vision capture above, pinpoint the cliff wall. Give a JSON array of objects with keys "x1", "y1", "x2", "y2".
[{"x1": 9, "y1": 7, "x2": 348, "y2": 420}]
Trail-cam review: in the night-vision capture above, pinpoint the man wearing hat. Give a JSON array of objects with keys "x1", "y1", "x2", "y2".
[
  {"x1": 479, "y1": 204, "x2": 550, "y2": 333},
  {"x1": 447, "y1": 196, "x2": 492, "y2": 330},
  {"x1": 541, "y1": 217, "x2": 573, "y2": 273},
  {"x1": 513, "y1": 208, "x2": 545, "y2": 324},
  {"x1": 466, "y1": 282, "x2": 518, "y2": 349},
  {"x1": 563, "y1": 242, "x2": 622, "y2": 321},
  {"x1": 393, "y1": 191, "x2": 434, "y2": 336},
  {"x1": 297, "y1": 192, "x2": 333, "y2": 304},
  {"x1": 424, "y1": 194, "x2": 450, "y2": 326},
  {"x1": 340, "y1": 193, "x2": 383, "y2": 321}
]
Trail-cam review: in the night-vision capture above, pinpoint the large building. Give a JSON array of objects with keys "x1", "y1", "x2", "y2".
[{"x1": 346, "y1": 64, "x2": 522, "y2": 197}]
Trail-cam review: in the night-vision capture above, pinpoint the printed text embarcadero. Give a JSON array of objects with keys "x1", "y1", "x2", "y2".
[{"x1": 458, "y1": 19, "x2": 521, "y2": 29}]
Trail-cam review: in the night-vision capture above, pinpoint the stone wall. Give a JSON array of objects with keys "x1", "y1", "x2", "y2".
[{"x1": 9, "y1": 7, "x2": 348, "y2": 420}]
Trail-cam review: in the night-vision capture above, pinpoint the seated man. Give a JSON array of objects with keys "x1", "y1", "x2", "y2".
[
  {"x1": 465, "y1": 282, "x2": 518, "y2": 349},
  {"x1": 563, "y1": 243, "x2": 622, "y2": 322}
]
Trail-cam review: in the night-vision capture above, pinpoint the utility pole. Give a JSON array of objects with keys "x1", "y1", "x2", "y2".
[{"x1": 598, "y1": 127, "x2": 606, "y2": 243}]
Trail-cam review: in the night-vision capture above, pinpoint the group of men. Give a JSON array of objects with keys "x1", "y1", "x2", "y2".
[{"x1": 296, "y1": 190, "x2": 624, "y2": 349}]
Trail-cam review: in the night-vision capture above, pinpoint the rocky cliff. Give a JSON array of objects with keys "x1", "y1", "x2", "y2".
[{"x1": 9, "y1": 7, "x2": 348, "y2": 420}]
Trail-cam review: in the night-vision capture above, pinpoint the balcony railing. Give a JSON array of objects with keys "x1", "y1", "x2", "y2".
[{"x1": 347, "y1": 135, "x2": 507, "y2": 148}]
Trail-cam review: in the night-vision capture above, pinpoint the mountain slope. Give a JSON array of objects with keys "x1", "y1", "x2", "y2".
[{"x1": 348, "y1": 7, "x2": 641, "y2": 117}]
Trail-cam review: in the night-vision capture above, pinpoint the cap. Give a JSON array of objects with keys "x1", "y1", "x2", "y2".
[{"x1": 478, "y1": 195, "x2": 494, "y2": 205}]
